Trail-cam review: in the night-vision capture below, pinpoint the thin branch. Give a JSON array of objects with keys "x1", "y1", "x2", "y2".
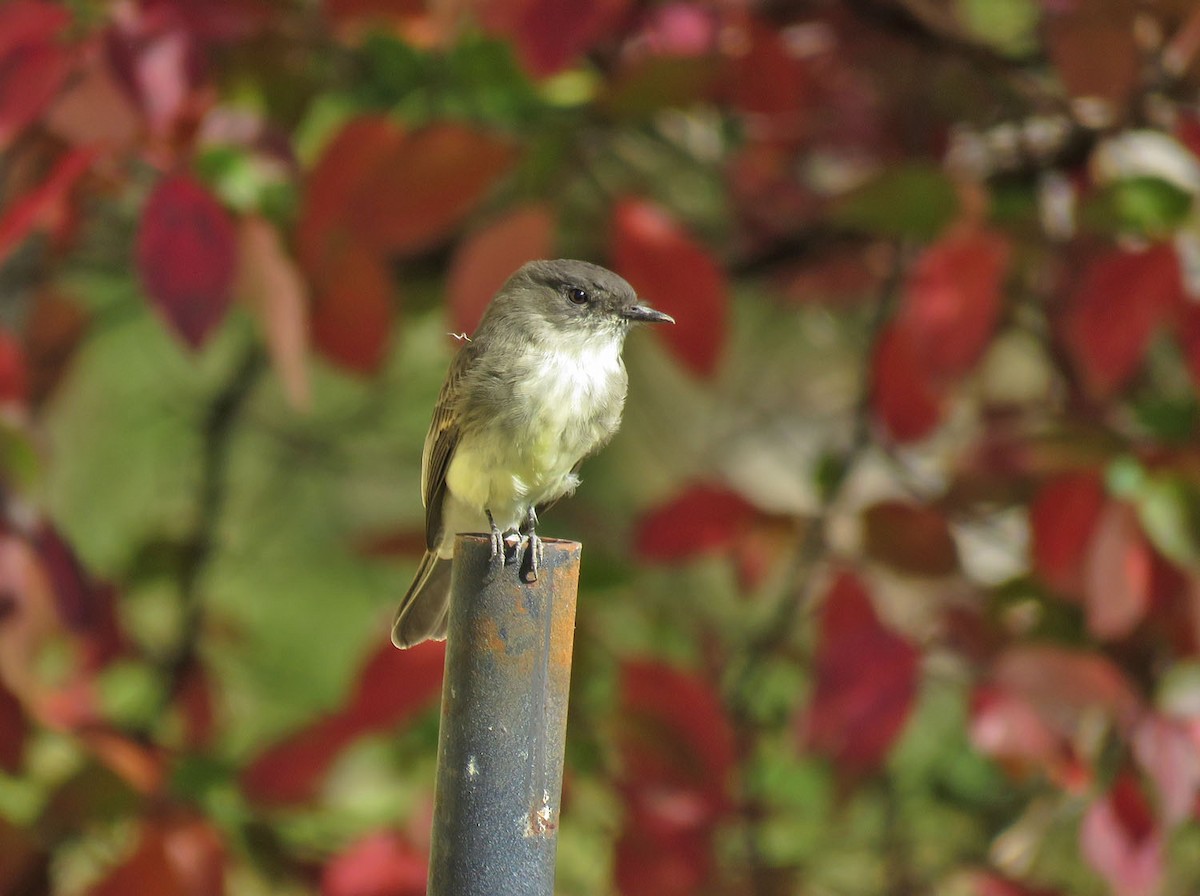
[
  {"x1": 161, "y1": 345, "x2": 267, "y2": 707},
  {"x1": 722, "y1": 241, "x2": 909, "y2": 894}
]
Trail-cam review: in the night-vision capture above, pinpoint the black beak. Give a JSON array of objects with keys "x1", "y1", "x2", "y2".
[{"x1": 621, "y1": 303, "x2": 675, "y2": 324}]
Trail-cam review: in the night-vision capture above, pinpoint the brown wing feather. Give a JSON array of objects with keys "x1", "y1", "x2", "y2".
[{"x1": 420, "y1": 344, "x2": 474, "y2": 550}]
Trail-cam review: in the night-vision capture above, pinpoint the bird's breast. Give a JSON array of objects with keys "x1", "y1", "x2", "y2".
[{"x1": 446, "y1": 340, "x2": 627, "y2": 525}]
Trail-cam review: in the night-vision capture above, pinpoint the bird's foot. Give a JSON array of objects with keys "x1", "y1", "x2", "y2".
[
  {"x1": 485, "y1": 510, "x2": 506, "y2": 581},
  {"x1": 518, "y1": 505, "x2": 543, "y2": 581}
]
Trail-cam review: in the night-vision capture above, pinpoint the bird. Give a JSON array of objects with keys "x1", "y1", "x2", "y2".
[{"x1": 391, "y1": 259, "x2": 674, "y2": 648}]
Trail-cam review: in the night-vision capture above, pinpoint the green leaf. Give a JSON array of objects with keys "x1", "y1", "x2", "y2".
[
  {"x1": 96, "y1": 660, "x2": 166, "y2": 729},
  {"x1": 957, "y1": 0, "x2": 1039, "y2": 55},
  {"x1": 831, "y1": 165, "x2": 960, "y2": 241},
  {"x1": 1081, "y1": 176, "x2": 1194, "y2": 237},
  {"x1": 1132, "y1": 474, "x2": 1200, "y2": 568}
]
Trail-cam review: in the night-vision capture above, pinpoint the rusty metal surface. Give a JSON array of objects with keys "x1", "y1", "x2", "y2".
[{"x1": 427, "y1": 535, "x2": 581, "y2": 896}]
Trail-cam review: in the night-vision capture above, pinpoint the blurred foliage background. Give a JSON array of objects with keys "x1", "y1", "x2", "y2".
[{"x1": 4, "y1": 0, "x2": 1200, "y2": 894}]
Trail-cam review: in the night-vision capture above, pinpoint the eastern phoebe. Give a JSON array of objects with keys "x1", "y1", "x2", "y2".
[{"x1": 391, "y1": 259, "x2": 674, "y2": 648}]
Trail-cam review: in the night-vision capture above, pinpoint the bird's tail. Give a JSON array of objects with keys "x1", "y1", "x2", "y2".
[{"x1": 391, "y1": 550, "x2": 453, "y2": 648}]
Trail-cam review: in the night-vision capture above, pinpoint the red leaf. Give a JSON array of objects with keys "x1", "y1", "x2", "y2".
[
  {"x1": 862, "y1": 500, "x2": 959, "y2": 576},
  {"x1": 447, "y1": 205, "x2": 555, "y2": 337},
  {"x1": 0, "y1": 44, "x2": 71, "y2": 149},
  {"x1": 1045, "y1": 0, "x2": 1139, "y2": 115},
  {"x1": 614, "y1": 660, "x2": 734, "y2": 896},
  {"x1": 310, "y1": 243, "x2": 393, "y2": 376},
  {"x1": 0, "y1": 2, "x2": 71, "y2": 58},
  {"x1": 1083, "y1": 502, "x2": 1152, "y2": 640},
  {"x1": 480, "y1": 0, "x2": 632, "y2": 78},
  {"x1": 611, "y1": 197, "x2": 727, "y2": 377},
  {"x1": 322, "y1": 832, "x2": 427, "y2": 896},
  {"x1": 237, "y1": 215, "x2": 311, "y2": 409},
  {"x1": 240, "y1": 715, "x2": 359, "y2": 805},
  {"x1": 801, "y1": 571, "x2": 919, "y2": 774},
  {"x1": 614, "y1": 811, "x2": 713, "y2": 896},
  {"x1": 897, "y1": 227, "x2": 1010, "y2": 376},
  {"x1": 24, "y1": 289, "x2": 90, "y2": 406},
  {"x1": 1030, "y1": 471, "x2": 1106, "y2": 594},
  {"x1": 0, "y1": 147, "x2": 96, "y2": 267},
  {"x1": 32, "y1": 523, "x2": 122, "y2": 662},
  {"x1": 361, "y1": 125, "x2": 517, "y2": 256},
  {"x1": 324, "y1": 0, "x2": 426, "y2": 26},
  {"x1": 1080, "y1": 772, "x2": 1163, "y2": 896},
  {"x1": 0, "y1": 680, "x2": 27, "y2": 774},
  {"x1": 296, "y1": 115, "x2": 400, "y2": 275},
  {"x1": 722, "y1": 15, "x2": 812, "y2": 142},
  {"x1": 177, "y1": 663, "x2": 216, "y2": 750},
  {"x1": 136, "y1": 175, "x2": 237, "y2": 349},
  {"x1": 298, "y1": 117, "x2": 516, "y2": 270},
  {"x1": 1062, "y1": 243, "x2": 1185, "y2": 398},
  {"x1": 241, "y1": 641, "x2": 444, "y2": 805},
  {"x1": 869, "y1": 322, "x2": 945, "y2": 442},
  {"x1": 618, "y1": 659, "x2": 736, "y2": 799},
  {"x1": 88, "y1": 817, "x2": 225, "y2": 896},
  {"x1": 632, "y1": 484, "x2": 759, "y2": 563},
  {"x1": 0, "y1": 329, "x2": 28, "y2": 406},
  {"x1": 1132, "y1": 713, "x2": 1200, "y2": 827},
  {"x1": 0, "y1": 1, "x2": 73, "y2": 147},
  {"x1": 0, "y1": 817, "x2": 47, "y2": 896},
  {"x1": 341, "y1": 640, "x2": 445, "y2": 731}
]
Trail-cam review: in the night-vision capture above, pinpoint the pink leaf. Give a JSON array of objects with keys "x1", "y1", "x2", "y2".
[
  {"x1": 1080, "y1": 773, "x2": 1163, "y2": 896},
  {"x1": 136, "y1": 175, "x2": 237, "y2": 349},
  {"x1": 237, "y1": 216, "x2": 311, "y2": 410},
  {"x1": 991, "y1": 645, "x2": 1142, "y2": 737},
  {"x1": 969, "y1": 684, "x2": 1074, "y2": 784},
  {"x1": 1132, "y1": 713, "x2": 1200, "y2": 827},
  {"x1": 45, "y1": 45, "x2": 142, "y2": 150},
  {"x1": 322, "y1": 832, "x2": 427, "y2": 896},
  {"x1": 611, "y1": 197, "x2": 727, "y2": 377},
  {"x1": 801, "y1": 571, "x2": 919, "y2": 774},
  {"x1": 446, "y1": 205, "x2": 555, "y2": 337},
  {"x1": 1082, "y1": 502, "x2": 1152, "y2": 640}
]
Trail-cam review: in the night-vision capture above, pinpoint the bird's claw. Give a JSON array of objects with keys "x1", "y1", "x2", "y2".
[
  {"x1": 485, "y1": 510, "x2": 506, "y2": 581},
  {"x1": 518, "y1": 531, "x2": 543, "y2": 581},
  {"x1": 518, "y1": 505, "x2": 542, "y2": 581}
]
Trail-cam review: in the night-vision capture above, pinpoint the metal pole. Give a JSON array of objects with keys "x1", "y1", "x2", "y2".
[{"x1": 427, "y1": 535, "x2": 581, "y2": 896}]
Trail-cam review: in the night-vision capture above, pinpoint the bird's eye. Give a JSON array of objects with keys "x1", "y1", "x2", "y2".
[{"x1": 567, "y1": 287, "x2": 590, "y2": 305}]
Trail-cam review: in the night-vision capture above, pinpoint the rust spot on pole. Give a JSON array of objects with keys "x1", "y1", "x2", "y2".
[{"x1": 427, "y1": 535, "x2": 581, "y2": 896}]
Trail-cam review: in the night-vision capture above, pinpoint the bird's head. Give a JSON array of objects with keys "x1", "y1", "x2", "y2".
[{"x1": 492, "y1": 259, "x2": 675, "y2": 345}]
